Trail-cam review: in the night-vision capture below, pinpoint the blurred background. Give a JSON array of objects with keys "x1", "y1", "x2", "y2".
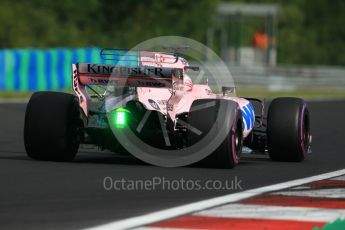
[{"x1": 0, "y1": 0, "x2": 344, "y2": 99}]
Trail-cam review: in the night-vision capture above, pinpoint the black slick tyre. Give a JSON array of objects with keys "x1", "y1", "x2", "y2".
[
  {"x1": 24, "y1": 91, "x2": 82, "y2": 161},
  {"x1": 188, "y1": 99, "x2": 243, "y2": 168},
  {"x1": 267, "y1": 97, "x2": 311, "y2": 162}
]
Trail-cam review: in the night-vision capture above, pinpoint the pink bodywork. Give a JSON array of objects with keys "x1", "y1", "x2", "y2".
[
  {"x1": 138, "y1": 85, "x2": 252, "y2": 138},
  {"x1": 72, "y1": 51, "x2": 254, "y2": 137}
]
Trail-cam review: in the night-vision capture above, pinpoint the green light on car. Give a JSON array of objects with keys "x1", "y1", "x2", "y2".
[{"x1": 113, "y1": 108, "x2": 129, "y2": 128}]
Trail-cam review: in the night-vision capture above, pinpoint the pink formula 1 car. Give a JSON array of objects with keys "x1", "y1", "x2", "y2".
[{"x1": 24, "y1": 48, "x2": 311, "y2": 168}]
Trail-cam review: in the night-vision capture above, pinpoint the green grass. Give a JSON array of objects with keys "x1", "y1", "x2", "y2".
[
  {"x1": 0, "y1": 90, "x2": 73, "y2": 99},
  {"x1": 313, "y1": 219, "x2": 345, "y2": 230},
  {"x1": 236, "y1": 88, "x2": 345, "y2": 100},
  {"x1": 0, "y1": 91, "x2": 33, "y2": 99}
]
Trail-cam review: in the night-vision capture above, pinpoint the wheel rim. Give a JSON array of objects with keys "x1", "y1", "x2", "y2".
[
  {"x1": 234, "y1": 120, "x2": 243, "y2": 159},
  {"x1": 302, "y1": 112, "x2": 310, "y2": 152}
]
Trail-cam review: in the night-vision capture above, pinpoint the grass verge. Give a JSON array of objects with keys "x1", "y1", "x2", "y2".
[{"x1": 236, "y1": 88, "x2": 345, "y2": 100}]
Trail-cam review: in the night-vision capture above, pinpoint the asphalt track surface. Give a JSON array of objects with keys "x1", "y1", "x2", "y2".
[{"x1": 0, "y1": 100, "x2": 344, "y2": 229}]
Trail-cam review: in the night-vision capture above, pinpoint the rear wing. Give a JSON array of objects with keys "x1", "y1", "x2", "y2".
[
  {"x1": 100, "y1": 49, "x2": 178, "y2": 65},
  {"x1": 75, "y1": 63, "x2": 179, "y2": 88},
  {"x1": 72, "y1": 63, "x2": 184, "y2": 116},
  {"x1": 72, "y1": 48, "x2": 198, "y2": 117}
]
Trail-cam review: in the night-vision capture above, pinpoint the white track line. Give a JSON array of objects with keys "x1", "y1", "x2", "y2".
[
  {"x1": 290, "y1": 186, "x2": 311, "y2": 190},
  {"x1": 273, "y1": 188, "x2": 345, "y2": 199},
  {"x1": 195, "y1": 204, "x2": 345, "y2": 222},
  {"x1": 135, "y1": 228, "x2": 181, "y2": 230},
  {"x1": 332, "y1": 175, "x2": 345, "y2": 181},
  {"x1": 85, "y1": 169, "x2": 345, "y2": 230}
]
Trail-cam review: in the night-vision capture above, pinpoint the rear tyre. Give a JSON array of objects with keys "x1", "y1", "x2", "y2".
[
  {"x1": 267, "y1": 97, "x2": 311, "y2": 162},
  {"x1": 24, "y1": 92, "x2": 82, "y2": 161},
  {"x1": 188, "y1": 99, "x2": 243, "y2": 168}
]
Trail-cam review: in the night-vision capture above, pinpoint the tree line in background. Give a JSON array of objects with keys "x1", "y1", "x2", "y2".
[{"x1": 0, "y1": 0, "x2": 344, "y2": 65}]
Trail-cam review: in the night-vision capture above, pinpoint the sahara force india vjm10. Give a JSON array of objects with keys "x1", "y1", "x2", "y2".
[{"x1": 24, "y1": 48, "x2": 312, "y2": 168}]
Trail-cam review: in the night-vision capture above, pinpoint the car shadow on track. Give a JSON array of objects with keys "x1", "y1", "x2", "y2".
[
  {"x1": 0, "y1": 148, "x2": 272, "y2": 169},
  {"x1": 74, "y1": 153, "x2": 146, "y2": 166},
  {"x1": 0, "y1": 155, "x2": 29, "y2": 161}
]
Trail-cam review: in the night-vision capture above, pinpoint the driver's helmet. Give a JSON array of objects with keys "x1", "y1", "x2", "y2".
[{"x1": 184, "y1": 74, "x2": 193, "y2": 91}]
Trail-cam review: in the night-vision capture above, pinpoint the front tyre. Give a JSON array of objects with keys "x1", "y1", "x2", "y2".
[
  {"x1": 24, "y1": 92, "x2": 82, "y2": 161},
  {"x1": 267, "y1": 97, "x2": 311, "y2": 162}
]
